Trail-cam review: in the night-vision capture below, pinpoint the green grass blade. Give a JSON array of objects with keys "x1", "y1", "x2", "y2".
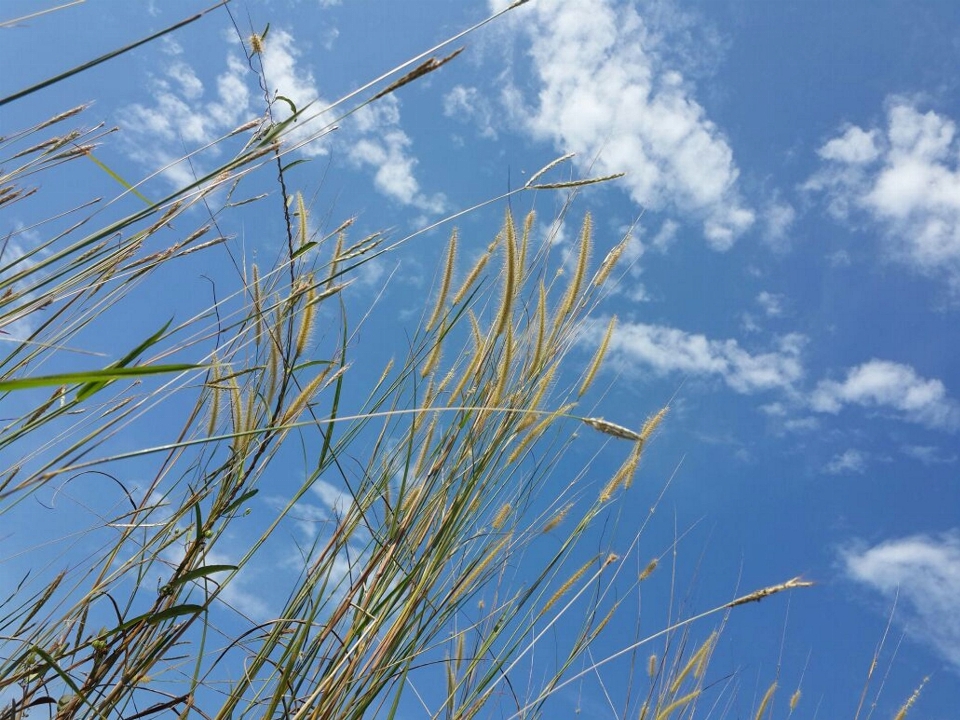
[
  {"x1": 0, "y1": 365, "x2": 198, "y2": 394},
  {"x1": 83, "y1": 150, "x2": 153, "y2": 205}
]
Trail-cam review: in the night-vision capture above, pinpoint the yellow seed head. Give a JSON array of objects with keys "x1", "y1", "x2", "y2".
[
  {"x1": 592, "y1": 235, "x2": 629, "y2": 288},
  {"x1": 506, "y1": 403, "x2": 574, "y2": 465},
  {"x1": 491, "y1": 503, "x2": 512, "y2": 530},
  {"x1": 517, "y1": 362, "x2": 557, "y2": 431},
  {"x1": 327, "y1": 230, "x2": 346, "y2": 287},
  {"x1": 452, "y1": 248, "x2": 492, "y2": 307},
  {"x1": 279, "y1": 366, "x2": 332, "y2": 427},
  {"x1": 553, "y1": 212, "x2": 592, "y2": 336},
  {"x1": 892, "y1": 677, "x2": 928, "y2": 720},
  {"x1": 670, "y1": 632, "x2": 716, "y2": 694},
  {"x1": 789, "y1": 689, "x2": 801, "y2": 712},
  {"x1": 540, "y1": 557, "x2": 593, "y2": 617},
  {"x1": 451, "y1": 533, "x2": 512, "y2": 602},
  {"x1": 579, "y1": 315, "x2": 616, "y2": 397},
  {"x1": 494, "y1": 211, "x2": 518, "y2": 338},
  {"x1": 639, "y1": 558, "x2": 658, "y2": 582},
  {"x1": 639, "y1": 406, "x2": 669, "y2": 443},
  {"x1": 426, "y1": 228, "x2": 457, "y2": 331},
  {"x1": 655, "y1": 690, "x2": 700, "y2": 720},
  {"x1": 295, "y1": 192, "x2": 308, "y2": 246},
  {"x1": 519, "y1": 210, "x2": 534, "y2": 278},
  {"x1": 490, "y1": 329, "x2": 514, "y2": 408},
  {"x1": 421, "y1": 340, "x2": 442, "y2": 378},
  {"x1": 249, "y1": 33, "x2": 264, "y2": 54},
  {"x1": 295, "y1": 283, "x2": 318, "y2": 357},
  {"x1": 541, "y1": 504, "x2": 571, "y2": 534},
  {"x1": 754, "y1": 682, "x2": 777, "y2": 720},
  {"x1": 598, "y1": 442, "x2": 641, "y2": 503}
]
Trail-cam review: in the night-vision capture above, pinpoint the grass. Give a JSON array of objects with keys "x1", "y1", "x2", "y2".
[{"x1": 0, "y1": 3, "x2": 927, "y2": 719}]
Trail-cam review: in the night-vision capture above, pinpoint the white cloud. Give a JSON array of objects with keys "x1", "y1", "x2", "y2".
[
  {"x1": 0, "y1": 231, "x2": 44, "y2": 339},
  {"x1": 760, "y1": 402, "x2": 787, "y2": 417},
  {"x1": 827, "y1": 249, "x2": 852, "y2": 267},
  {"x1": 167, "y1": 61, "x2": 204, "y2": 100},
  {"x1": 597, "y1": 320, "x2": 805, "y2": 394},
  {"x1": 806, "y1": 99, "x2": 960, "y2": 290},
  {"x1": 347, "y1": 102, "x2": 447, "y2": 214},
  {"x1": 811, "y1": 359, "x2": 960, "y2": 430},
  {"x1": 494, "y1": 0, "x2": 753, "y2": 248},
  {"x1": 901, "y1": 444, "x2": 957, "y2": 465},
  {"x1": 257, "y1": 28, "x2": 332, "y2": 154},
  {"x1": 824, "y1": 448, "x2": 866, "y2": 475},
  {"x1": 842, "y1": 532, "x2": 960, "y2": 670},
  {"x1": 121, "y1": 28, "x2": 443, "y2": 213},
  {"x1": 818, "y1": 125, "x2": 881, "y2": 164},
  {"x1": 756, "y1": 291, "x2": 785, "y2": 317},
  {"x1": 312, "y1": 479, "x2": 353, "y2": 516},
  {"x1": 204, "y1": 548, "x2": 272, "y2": 620},
  {"x1": 161, "y1": 542, "x2": 270, "y2": 620},
  {"x1": 782, "y1": 416, "x2": 819, "y2": 433},
  {"x1": 264, "y1": 33, "x2": 445, "y2": 212},
  {"x1": 443, "y1": 85, "x2": 497, "y2": 139},
  {"x1": 762, "y1": 197, "x2": 796, "y2": 250},
  {"x1": 650, "y1": 219, "x2": 679, "y2": 252}
]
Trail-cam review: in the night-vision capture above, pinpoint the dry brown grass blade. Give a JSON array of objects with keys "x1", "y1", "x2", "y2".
[
  {"x1": 726, "y1": 577, "x2": 815, "y2": 609},
  {"x1": 370, "y1": 47, "x2": 464, "y2": 102}
]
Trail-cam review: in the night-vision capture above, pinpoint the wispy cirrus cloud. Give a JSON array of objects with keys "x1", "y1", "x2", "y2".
[
  {"x1": 842, "y1": 532, "x2": 960, "y2": 671},
  {"x1": 491, "y1": 0, "x2": 754, "y2": 249},
  {"x1": 805, "y1": 98, "x2": 960, "y2": 291}
]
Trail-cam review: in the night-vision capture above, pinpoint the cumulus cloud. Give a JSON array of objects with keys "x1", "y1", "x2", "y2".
[
  {"x1": 824, "y1": 448, "x2": 866, "y2": 475},
  {"x1": 121, "y1": 49, "x2": 254, "y2": 187},
  {"x1": 842, "y1": 532, "x2": 960, "y2": 670},
  {"x1": 493, "y1": 0, "x2": 753, "y2": 248},
  {"x1": 596, "y1": 320, "x2": 805, "y2": 394},
  {"x1": 805, "y1": 98, "x2": 960, "y2": 290},
  {"x1": 121, "y1": 28, "x2": 443, "y2": 212},
  {"x1": 348, "y1": 98, "x2": 447, "y2": 213},
  {"x1": 811, "y1": 359, "x2": 960, "y2": 430}
]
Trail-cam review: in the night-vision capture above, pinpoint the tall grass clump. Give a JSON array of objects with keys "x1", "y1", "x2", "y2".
[{"x1": 1, "y1": 3, "x2": 923, "y2": 720}]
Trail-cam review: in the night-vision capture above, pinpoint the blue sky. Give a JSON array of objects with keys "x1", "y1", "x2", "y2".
[{"x1": 3, "y1": 0, "x2": 960, "y2": 716}]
